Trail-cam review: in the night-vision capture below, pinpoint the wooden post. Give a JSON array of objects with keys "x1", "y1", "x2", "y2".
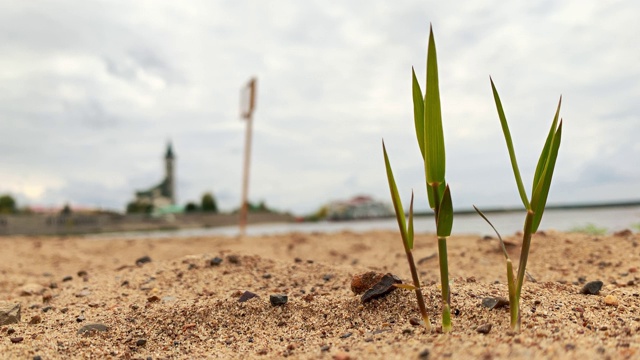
[{"x1": 239, "y1": 77, "x2": 257, "y2": 236}]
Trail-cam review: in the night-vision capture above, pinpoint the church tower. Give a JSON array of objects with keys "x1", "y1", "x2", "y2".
[{"x1": 165, "y1": 142, "x2": 176, "y2": 205}]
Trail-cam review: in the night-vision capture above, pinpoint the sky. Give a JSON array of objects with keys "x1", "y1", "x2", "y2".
[{"x1": 1, "y1": 1, "x2": 639, "y2": 215}]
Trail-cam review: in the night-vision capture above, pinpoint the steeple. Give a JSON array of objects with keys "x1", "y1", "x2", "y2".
[
  {"x1": 165, "y1": 142, "x2": 175, "y2": 160},
  {"x1": 165, "y1": 141, "x2": 176, "y2": 205}
]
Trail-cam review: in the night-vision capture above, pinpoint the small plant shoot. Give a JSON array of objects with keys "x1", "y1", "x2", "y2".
[
  {"x1": 476, "y1": 78, "x2": 563, "y2": 332},
  {"x1": 382, "y1": 25, "x2": 454, "y2": 332}
]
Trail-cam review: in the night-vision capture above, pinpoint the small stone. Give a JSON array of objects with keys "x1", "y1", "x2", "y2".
[
  {"x1": 262, "y1": 273, "x2": 272, "y2": 279},
  {"x1": 227, "y1": 255, "x2": 240, "y2": 264},
  {"x1": 604, "y1": 294, "x2": 619, "y2": 306},
  {"x1": 418, "y1": 348, "x2": 430, "y2": 359},
  {"x1": 361, "y1": 274, "x2": 402, "y2": 303},
  {"x1": 33, "y1": 356, "x2": 43, "y2": 360},
  {"x1": 333, "y1": 353, "x2": 351, "y2": 360},
  {"x1": 476, "y1": 323, "x2": 492, "y2": 334},
  {"x1": 409, "y1": 318, "x2": 422, "y2": 326},
  {"x1": 42, "y1": 306, "x2": 53, "y2": 313},
  {"x1": 481, "y1": 297, "x2": 509, "y2": 309},
  {"x1": 269, "y1": 294, "x2": 288, "y2": 306},
  {"x1": 320, "y1": 345, "x2": 331, "y2": 352},
  {"x1": 580, "y1": 280, "x2": 603, "y2": 295},
  {"x1": 76, "y1": 313, "x2": 85, "y2": 322},
  {"x1": 77, "y1": 270, "x2": 88, "y2": 277},
  {"x1": 76, "y1": 289, "x2": 91, "y2": 298},
  {"x1": 147, "y1": 295, "x2": 160, "y2": 303},
  {"x1": 339, "y1": 332, "x2": 352, "y2": 339},
  {"x1": 351, "y1": 271, "x2": 385, "y2": 294},
  {"x1": 10, "y1": 337, "x2": 23, "y2": 343},
  {"x1": 29, "y1": 315, "x2": 42, "y2": 324},
  {"x1": 136, "y1": 339, "x2": 147, "y2": 346},
  {"x1": 239, "y1": 291, "x2": 259, "y2": 303},
  {"x1": 209, "y1": 257, "x2": 223, "y2": 266},
  {"x1": 323, "y1": 274, "x2": 334, "y2": 281},
  {"x1": 135, "y1": 256, "x2": 152, "y2": 266},
  {"x1": 18, "y1": 283, "x2": 46, "y2": 296},
  {"x1": 77, "y1": 323, "x2": 108, "y2": 335},
  {"x1": 62, "y1": 276, "x2": 73, "y2": 282},
  {"x1": 0, "y1": 302, "x2": 21, "y2": 325}
]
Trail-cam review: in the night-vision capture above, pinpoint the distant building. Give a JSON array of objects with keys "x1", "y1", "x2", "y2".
[
  {"x1": 326, "y1": 195, "x2": 394, "y2": 220},
  {"x1": 132, "y1": 143, "x2": 176, "y2": 210}
]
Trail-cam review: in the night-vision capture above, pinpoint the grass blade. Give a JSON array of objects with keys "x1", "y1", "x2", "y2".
[
  {"x1": 490, "y1": 77, "x2": 530, "y2": 209},
  {"x1": 437, "y1": 184, "x2": 453, "y2": 237},
  {"x1": 412, "y1": 67, "x2": 425, "y2": 160},
  {"x1": 382, "y1": 140, "x2": 410, "y2": 250},
  {"x1": 532, "y1": 96, "x2": 562, "y2": 190},
  {"x1": 473, "y1": 205, "x2": 510, "y2": 260},
  {"x1": 424, "y1": 25, "x2": 445, "y2": 185},
  {"x1": 408, "y1": 191, "x2": 415, "y2": 249},
  {"x1": 530, "y1": 121, "x2": 563, "y2": 232}
]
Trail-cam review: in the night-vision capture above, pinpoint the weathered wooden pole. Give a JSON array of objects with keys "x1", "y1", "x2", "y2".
[{"x1": 239, "y1": 77, "x2": 257, "y2": 236}]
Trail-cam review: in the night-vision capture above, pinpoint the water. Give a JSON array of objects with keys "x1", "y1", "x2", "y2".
[{"x1": 90, "y1": 206, "x2": 640, "y2": 239}]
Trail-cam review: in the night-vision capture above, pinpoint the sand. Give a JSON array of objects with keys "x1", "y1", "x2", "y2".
[{"x1": 1, "y1": 229, "x2": 639, "y2": 359}]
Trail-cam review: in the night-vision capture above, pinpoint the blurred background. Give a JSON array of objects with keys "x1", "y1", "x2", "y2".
[{"x1": 0, "y1": 1, "x2": 638, "y2": 220}]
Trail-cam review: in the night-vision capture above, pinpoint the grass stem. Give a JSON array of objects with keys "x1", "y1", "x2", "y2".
[
  {"x1": 405, "y1": 250, "x2": 432, "y2": 331},
  {"x1": 438, "y1": 236, "x2": 451, "y2": 332}
]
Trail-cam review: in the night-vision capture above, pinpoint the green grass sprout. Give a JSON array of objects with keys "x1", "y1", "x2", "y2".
[
  {"x1": 382, "y1": 25, "x2": 453, "y2": 332},
  {"x1": 570, "y1": 223, "x2": 607, "y2": 235},
  {"x1": 383, "y1": 144, "x2": 431, "y2": 331},
  {"x1": 476, "y1": 78, "x2": 563, "y2": 332}
]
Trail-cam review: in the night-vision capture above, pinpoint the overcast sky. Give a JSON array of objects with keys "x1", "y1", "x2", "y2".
[{"x1": 1, "y1": 1, "x2": 638, "y2": 215}]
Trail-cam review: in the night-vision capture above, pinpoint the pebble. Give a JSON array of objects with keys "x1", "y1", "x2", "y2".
[
  {"x1": 135, "y1": 256, "x2": 152, "y2": 266},
  {"x1": 10, "y1": 337, "x2": 23, "y2": 344},
  {"x1": 76, "y1": 313, "x2": 86, "y2": 322},
  {"x1": 476, "y1": 323, "x2": 492, "y2": 334},
  {"x1": 239, "y1": 291, "x2": 259, "y2": 303},
  {"x1": 29, "y1": 315, "x2": 42, "y2": 324},
  {"x1": 339, "y1": 332, "x2": 352, "y2": 339},
  {"x1": 361, "y1": 274, "x2": 402, "y2": 303},
  {"x1": 481, "y1": 297, "x2": 509, "y2": 309},
  {"x1": 76, "y1": 289, "x2": 92, "y2": 298},
  {"x1": 269, "y1": 294, "x2": 288, "y2": 306},
  {"x1": 580, "y1": 280, "x2": 603, "y2": 295},
  {"x1": 77, "y1": 270, "x2": 88, "y2": 277},
  {"x1": 136, "y1": 339, "x2": 147, "y2": 346},
  {"x1": 227, "y1": 255, "x2": 240, "y2": 264},
  {"x1": 62, "y1": 275, "x2": 73, "y2": 282},
  {"x1": 409, "y1": 317, "x2": 422, "y2": 326},
  {"x1": 418, "y1": 348, "x2": 430, "y2": 359},
  {"x1": 320, "y1": 345, "x2": 331, "y2": 352},
  {"x1": 209, "y1": 257, "x2": 223, "y2": 266},
  {"x1": 604, "y1": 294, "x2": 619, "y2": 306},
  {"x1": 18, "y1": 283, "x2": 46, "y2": 296},
  {"x1": 0, "y1": 302, "x2": 21, "y2": 325},
  {"x1": 77, "y1": 323, "x2": 109, "y2": 335},
  {"x1": 350, "y1": 271, "x2": 385, "y2": 294}
]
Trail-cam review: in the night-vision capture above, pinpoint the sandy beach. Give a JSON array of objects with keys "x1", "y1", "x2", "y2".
[{"x1": 1, "y1": 229, "x2": 639, "y2": 359}]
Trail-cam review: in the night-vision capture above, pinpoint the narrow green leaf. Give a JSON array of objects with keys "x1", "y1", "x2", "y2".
[
  {"x1": 436, "y1": 184, "x2": 453, "y2": 237},
  {"x1": 530, "y1": 121, "x2": 563, "y2": 232},
  {"x1": 424, "y1": 25, "x2": 446, "y2": 184},
  {"x1": 382, "y1": 140, "x2": 410, "y2": 251},
  {"x1": 490, "y1": 77, "x2": 530, "y2": 209},
  {"x1": 532, "y1": 96, "x2": 562, "y2": 191},
  {"x1": 408, "y1": 191, "x2": 415, "y2": 249},
  {"x1": 412, "y1": 68, "x2": 425, "y2": 160},
  {"x1": 473, "y1": 205, "x2": 510, "y2": 261}
]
